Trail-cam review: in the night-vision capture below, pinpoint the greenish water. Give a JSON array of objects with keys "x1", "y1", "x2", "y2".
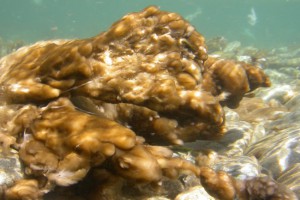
[{"x1": 0, "y1": 0, "x2": 300, "y2": 49}]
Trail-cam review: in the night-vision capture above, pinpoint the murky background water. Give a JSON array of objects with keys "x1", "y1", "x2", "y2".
[{"x1": 0, "y1": 0, "x2": 300, "y2": 49}]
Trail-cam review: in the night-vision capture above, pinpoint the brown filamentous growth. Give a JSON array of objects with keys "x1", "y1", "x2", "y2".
[
  {"x1": 4, "y1": 179, "x2": 43, "y2": 200},
  {"x1": 200, "y1": 168, "x2": 298, "y2": 200},
  {"x1": 243, "y1": 176, "x2": 299, "y2": 200},
  {"x1": 17, "y1": 98, "x2": 198, "y2": 182},
  {"x1": 0, "y1": 6, "x2": 269, "y2": 145},
  {"x1": 4, "y1": 97, "x2": 200, "y2": 199},
  {"x1": 0, "y1": 6, "x2": 293, "y2": 200},
  {"x1": 203, "y1": 56, "x2": 271, "y2": 108}
]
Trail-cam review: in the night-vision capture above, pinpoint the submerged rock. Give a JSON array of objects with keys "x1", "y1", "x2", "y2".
[
  {"x1": 0, "y1": 150, "x2": 23, "y2": 187},
  {"x1": 277, "y1": 163, "x2": 300, "y2": 198},
  {"x1": 0, "y1": 6, "x2": 298, "y2": 200},
  {"x1": 245, "y1": 125, "x2": 300, "y2": 179},
  {"x1": 175, "y1": 185, "x2": 215, "y2": 200},
  {"x1": 285, "y1": 94, "x2": 300, "y2": 111}
]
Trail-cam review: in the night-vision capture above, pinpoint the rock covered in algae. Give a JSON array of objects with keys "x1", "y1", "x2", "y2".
[
  {"x1": 187, "y1": 33, "x2": 300, "y2": 199},
  {"x1": 0, "y1": 6, "x2": 270, "y2": 145},
  {"x1": 0, "y1": 6, "x2": 292, "y2": 200}
]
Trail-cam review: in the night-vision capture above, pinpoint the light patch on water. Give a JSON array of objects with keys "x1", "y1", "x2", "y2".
[
  {"x1": 243, "y1": 28, "x2": 256, "y2": 40},
  {"x1": 32, "y1": 0, "x2": 43, "y2": 5},
  {"x1": 185, "y1": 8, "x2": 202, "y2": 22},
  {"x1": 278, "y1": 151, "x2": 289, "y2": 172}
]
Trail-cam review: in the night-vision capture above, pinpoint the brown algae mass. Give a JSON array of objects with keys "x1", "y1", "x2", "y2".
[{"x1": 0, "y1": 6, "x2": 292, "y2": 200}]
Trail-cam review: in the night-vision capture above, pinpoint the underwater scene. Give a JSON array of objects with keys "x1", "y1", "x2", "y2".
[{"x1": 0, "y1": 0, "x2": 300, "y2": 199}]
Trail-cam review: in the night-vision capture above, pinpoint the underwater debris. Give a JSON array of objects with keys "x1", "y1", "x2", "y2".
[
  {"x1": 185, "y1": 8, "x2": 202, "y2": 22},
  {"x1": 247, "y1": 7, "x2": 257, "y2": 26},
  {"x1": 0, "y1": 6, "x2": 296, "y2": 200}
]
